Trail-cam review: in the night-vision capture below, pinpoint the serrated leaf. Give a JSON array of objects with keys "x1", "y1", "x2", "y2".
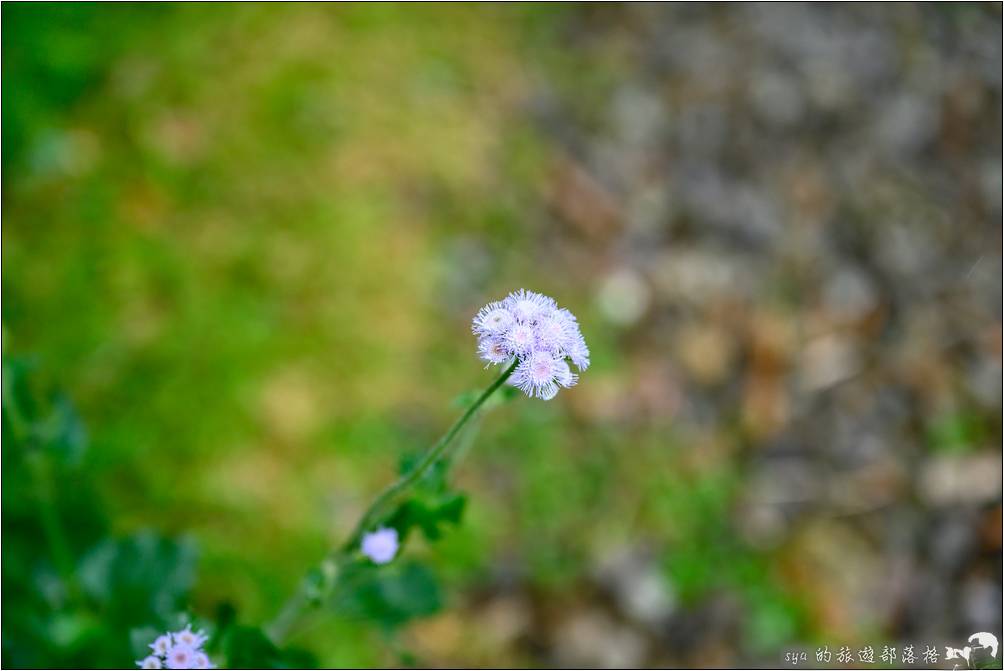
[{"x1": 386, "y1": 493, "x2": 466, "y2": 542}]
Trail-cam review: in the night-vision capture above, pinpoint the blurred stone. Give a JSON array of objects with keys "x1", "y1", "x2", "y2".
[
  {"x1": 633, "y1": 359, "x2": 682, "y2": 422},
  {"x1": 919, "y1": 454, "x2": 1003, "y2": 506},
  {"x1": 676, "y1": 322, "x2": 736, "y2": 386},
  {"x1": 650, "y1": 249, "x2": 758, "y2": 304},
  {"x1": 549, "y1": 157, "x2": 622, "y2": 239},
  {"x1": 874, "y1": 92, "x2": 940, "y2": 156},
  {"x1": 822, "y1": 268, "x2": 879, "y2": 324},
  {"x1": 928, "y1": 513, "x2": 978, "y2": 572},
  {"x1": 799, "y1": 334, "x2": 861, "y2": 392},
  {"x1": 785, "y1": 521, "x2": 888, "y2": 637},
  {"x1": 597, "y1": 268, "x2": 651, "y2": 326},
  {"x1": 406, "y1": 612, "x2": 465, "y2": 663},
  {"x1": 480, "y1": 595, "x2": 532, "y2": 647},
  {"x1": 960, "y1": 576, "x2": 1003, "y2": 633},
  {"x1": 554, "y1": 610, "x2": 648, "y2": 668},
  {"x1": 827, "y1": 456, "x2": 909, "y2": 513},
  {"x1": 746, "y1": 459, "x2": 821, "y2": 506},
  {"x1": 750, "y1": 70, "x2": 805, "y2": 127},
  {"x1": 594, "y1": 549, "x2": 677, "y2": 629},
  {"x1": 737, "y1": 503, "x2": 787, "y2": 550},
  {"x1": 612, "y1": 85, "x2": 667, "y2": 149}
]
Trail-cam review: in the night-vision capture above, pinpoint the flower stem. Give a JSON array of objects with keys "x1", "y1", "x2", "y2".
[{"x1": 266, "y1": 359, "x2": 518, "y2": 644}]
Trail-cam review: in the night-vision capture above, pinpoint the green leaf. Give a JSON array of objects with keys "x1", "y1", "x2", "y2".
[
  {"x1": 1, "y1": 356, "x2": 87, "y2": 463},
  {"x1": 332, "y1": 560, "x2": 442, "y2": 630},
  {"x1": 130, "y1": 626, "x2": 161, "y2": 660},
  {"x1": 78, "y1": 531, "x2": 197, "y2": 623},
  {"x1": 222, "y1": 625, "x2": 316, "y2": 669},
  {"x1": 386, "y1": 493, "x2": 466, "y2": 542},
  {"x1": 450, "y1": 389, "x2": 481, "y2": 408}
]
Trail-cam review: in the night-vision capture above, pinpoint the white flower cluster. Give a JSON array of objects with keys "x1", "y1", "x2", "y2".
[
  {"x1": 138, "y1": 625, "x2": 213, "y2": 670},
  {"x1": 472, "y1": 289, "x2": 589, "y2": 400}
]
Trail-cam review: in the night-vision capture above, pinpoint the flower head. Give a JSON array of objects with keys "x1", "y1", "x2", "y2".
[
  {"x1": 472, "y1": 289, "x2": 588, "y2": 400},
  {"x1": 504, "y1": 289, "x2": 556, "y2": 324},
  {"x1": 472, "y1": 301, "x2": 514, "y2": 336},
  {"x1": 477, "y1": 337, "x2": 511, "y2": 366},
  {"x1": 165, "y1": 644, "x2": 197, "y2": 670},
  {"x1": 150, "y1": 635, "x2": 172, "y2": 657},
  {"x1": 361, "y1": 527, "x2": 399, "y2": 564},
  {"x1": 506, "y1": 323, "x2": 537, "y2": 357},
  {"x1": 139, "y1": 626, "x2": 213, "y2": 670},
  {"x1": 173, "y1": 625, "x2": 208, "y2": 650}
]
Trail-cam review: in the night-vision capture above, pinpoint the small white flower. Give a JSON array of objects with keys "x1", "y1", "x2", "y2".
[
  {"x1": 504, "y1": 289, "x2": 556, "y2": 324},
  {"x1": 137, "y1": 655, "x2": 163, "y2": 669},
  {"x1": 172, "y1": 625, "x2": 207, "y2": 649},
  {"x1": 165, "y1": 644, "x2": 197, "y2": 670},
  {"x1": 512, "y1": 351, "x2": 565, "y2": 400},
  {"x1": 478, "y1": 337, "x2": 512, "y2": 366},
  {"x1": 193, "y1": 652, "x2": 214, "y2": 670},
  {"x1": 149, "y1": 636, "x2": 172, "y2": 657},
  {"x1": 568, "y1": 331, "x2": 590, "y2": 371},
  {"x1": 536, "y1": 312, "x2": 575, "y2": 353},
  {"x1": 472, "y1": 301, "x2": 514, "y2": 335},
  {"x1": 361, "y1": 527, "x2": 399, "y2": 564},
  {"x1": 506, "y1": 323, "x2": 537, "y2": 357}
]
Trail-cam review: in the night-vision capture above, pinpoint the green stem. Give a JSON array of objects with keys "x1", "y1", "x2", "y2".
[
  {"x1": 27, "y1": 452, "x2": 79, "y2": 602},
  {"x1": 266, "y1": 359, "x2": 518, "y2": 644}
]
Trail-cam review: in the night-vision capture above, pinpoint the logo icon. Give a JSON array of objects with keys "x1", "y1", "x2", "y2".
[{"x1": 946, "y1": 632, "x2": 999, "y2": 670}]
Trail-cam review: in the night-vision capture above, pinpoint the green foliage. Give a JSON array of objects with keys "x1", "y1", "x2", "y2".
[
  {"x1": 332, "y1": 560, "x2": 443, "y2": 632},
  {"x1": 387, "y1": 455, "x2": 467, "y2": 543},
  {"x1": 387, "y1": 494, "x2": 467, "y2": 543},
  {"x1": 925, "y1": 410, "x2": 986, "y2": 453},
  {"x1": 1, "y1": 357, "x2": 200, "y2": 668},
  {"x1": 221, "y1": 626, "x2": 316, "y2": 669},
  {"x1": 78, "y1": 532, "x2": 197, "y2": 625},
  {"x1": 3, "y1": 356, "x2": 87, "y2": 464}
]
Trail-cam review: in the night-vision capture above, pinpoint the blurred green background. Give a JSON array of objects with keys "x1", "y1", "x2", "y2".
[{"x1": 3, "y1": 3, "x2": 1001, "y2": 668}]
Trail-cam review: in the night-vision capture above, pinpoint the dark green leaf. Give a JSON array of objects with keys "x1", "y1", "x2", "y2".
[
  {"x1": 386, "y1": 493, "x2": 466, "y2": 542},
  {"x1": 332, "y1": 560, "x2": 442, "y2": 630},
  {"x1": 222, "y1": 625, "x2": 315, "y2": 669},
  {"x1": 78, "y1": 531, "x2": 197, "y2": 623}
]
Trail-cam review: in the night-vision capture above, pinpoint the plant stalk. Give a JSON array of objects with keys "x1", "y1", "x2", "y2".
[{"x1": 266, "y1": 359, "x2": 518, "y2": 644}]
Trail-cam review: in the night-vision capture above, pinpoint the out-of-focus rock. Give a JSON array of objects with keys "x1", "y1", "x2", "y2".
[
  {"x1": 676, "y1": 322, "x2": 737, "y2": 386},
  {"x1": 549, "y1": 157, "x2": 622, "y2": 240},
  {"x1": 480, "y1": 595, "x2": 533, "y2": 648},
  {"x1": 799, "y1": 334, "x2": 862, "y2": 392},
  {"x1": 597, "y1": 268, "x2": 651, "y2": 326},
  {"x1": 554, "y1": 610, "x2": 648, "y2": 669},
  {"x1": 919, "y1": 453, "x2": 1003, "y2": 506},
  {"x1": 594, "y1": 549, "x2": 677, "y2": 629}
]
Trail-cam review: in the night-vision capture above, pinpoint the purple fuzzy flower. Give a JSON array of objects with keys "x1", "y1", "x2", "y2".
[{"x1": 472, "y1": 289, "x2": 588, "y2": 400}]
